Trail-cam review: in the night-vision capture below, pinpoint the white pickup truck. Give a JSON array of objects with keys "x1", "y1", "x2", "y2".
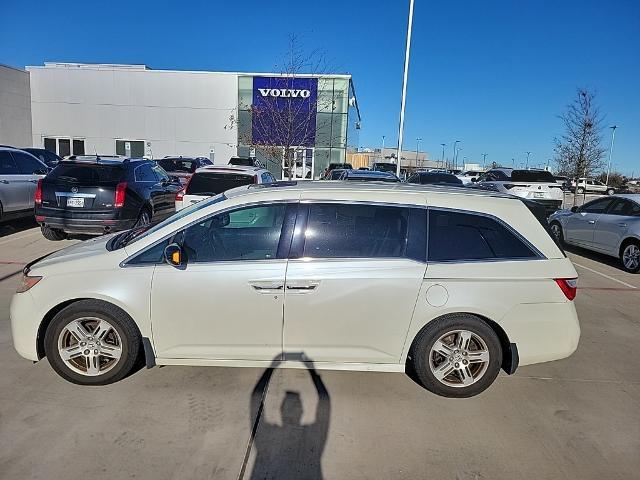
[{"x1": 571, "y1": 178, "x2": 615, "y2": 195}]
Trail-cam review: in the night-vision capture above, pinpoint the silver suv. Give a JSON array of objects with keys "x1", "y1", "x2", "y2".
[{"x1": 0, "y1": 147, "x2": 49, "y2": 222}]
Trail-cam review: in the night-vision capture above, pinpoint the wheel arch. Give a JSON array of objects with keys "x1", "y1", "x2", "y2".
[
  {"x1": 619, "y1": 236, "x2": 640, "y2": 256},
  {"x1": 36, "y1": 297, "x2": 144, "y2": 360},
  {"x1": 405, "y1": 312, "x2": 518, "y2": 375}
]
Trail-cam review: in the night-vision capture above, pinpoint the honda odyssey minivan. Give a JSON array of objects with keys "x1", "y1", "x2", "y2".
[{"x1": 11, "y1": 182, "x2": 580, "y2": 397}]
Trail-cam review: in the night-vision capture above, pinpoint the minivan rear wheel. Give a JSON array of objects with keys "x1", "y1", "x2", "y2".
[
  {"x1": 41, "y1": 225, "x2": 67, "y2": 241},
  {"x1": 44, "y1": 300, "x2": 141, "y2": 385},
  {"x1": 410, "y1": 314, "x2": 502, "y2": 398}
]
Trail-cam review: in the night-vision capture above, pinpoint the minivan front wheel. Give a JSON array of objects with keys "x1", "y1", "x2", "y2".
[
  {"x1": 44, "y1": 300, "x2": 141, "y2": 385},
  {"x1": 410, "y1": 314, "x2": 502, "y2": 398}
]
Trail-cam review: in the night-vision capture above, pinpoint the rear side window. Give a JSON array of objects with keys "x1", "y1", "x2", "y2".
[
  {"x1": 608, "y1": 199, "x2": 640, "y2": 216},
  {"x1": 47, "y1": 164, "x2": 124, "y2": 184},
  {"x1": 302, "y1": 203, "x2": 426, "y2": 261},
  {"x1": 0, "y1": 151, "x2": 19, "y2": 174},
  {"x1": 12, "y1": 151, "x2": 46, "y2": 174},
  {"x1": 428, "y1": 209, "x2": 538, "y2": 262},
  {"x1": 186, "y1": 172, "x2": 255, "y2": 196},
  {"x1": 135, "y1": 164, "x2": 156, "y2": 182}
]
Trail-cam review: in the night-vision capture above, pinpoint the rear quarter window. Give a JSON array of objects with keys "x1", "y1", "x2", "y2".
[{"x1": 428, "y1": 209, "x2": 538, "y2": 262}]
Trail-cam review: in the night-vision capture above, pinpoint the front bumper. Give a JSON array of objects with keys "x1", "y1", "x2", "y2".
[{"x1": 10, "y1": 291, "x2": 41, "y2": 361}]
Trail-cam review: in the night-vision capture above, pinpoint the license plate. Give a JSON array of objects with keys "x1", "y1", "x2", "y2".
[
  {"x1": 66, "y1": 197, "x2": 84, "y2": 207},
  {"x1": 534, "y1": 192, "x2": 545, "y2": 198}
]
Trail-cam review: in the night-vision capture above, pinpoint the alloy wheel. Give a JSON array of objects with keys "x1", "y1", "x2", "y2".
[
  {"x1": 623, "y1": 244, "x2": 640, "y2": 271},
  {"x1": 57, "y1": 317, "x2": 123, "y2": 376},
  {"x1": 429, "y1": 330, "x2": 490, "y2": 387}
]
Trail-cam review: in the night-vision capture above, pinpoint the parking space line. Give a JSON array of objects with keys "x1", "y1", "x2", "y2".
[{"x1": 573, "y1": 262, "x2": 637, "y2": 289}]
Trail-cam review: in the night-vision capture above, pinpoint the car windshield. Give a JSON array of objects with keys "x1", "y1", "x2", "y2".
[
  {"x1": 511, "y1": 170, "x2": 556, "y2": 182},
  {"x1": 186, "y1": 172, "x2": 255, "y2": 196},
  {"x1": 124, "y1": 193, "x2": 227, "y2": 246}
]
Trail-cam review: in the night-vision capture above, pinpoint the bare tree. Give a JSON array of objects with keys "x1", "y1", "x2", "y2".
[
  {"x1": 228, "y1": 35, "x2": 335, "y2": 180},
  {"x1": 554, "y1": 89, "x2": 606, "y2": 205}
]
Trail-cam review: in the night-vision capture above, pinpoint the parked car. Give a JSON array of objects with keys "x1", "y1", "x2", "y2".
[
  {"x1": 321, "y1": 162, "x2": 353, "y2": 179},
  {"x1": 339, "y1": 170, "x2": 400, "y2": 182},
  {"x1": 155, "y1": 156, "x2": 213, "y2": 185},
  {"x1": 35, "y1": 156, "x2": 182, "y2": 240},
  {"x1": 554, "y1": 175, "x2": 571, "y2": 191},
  {"x1": 176, "y1": 165, "x2": 276, "y2": 210},
  {"x1": 407, "y1": 171, "x2": 463, "y2": 186},
  {"x1": 455, "y1": 171, "x2": 483, "y2": 185},
  {"x1": 20, "y1": 148, "x2": 63, "y2": 168},
  {"x1": 0, "y1": 147, "x2": 49, "y2": 222},
  {"x1": 326, "y1": 168, "x2": 347, "y2": 180},
  {"x1": 549, "y1": 194, "x2": 640, "y2": 273},
  {"x1": 372, "y1": 162, "x2": 398, "y2": 173},
  {"x1": 10, "y1": 182, "x2": 579, "y2": 397},
  {"x1": 570, "y1": 178, "x2": 615, "y2": 195},
  {"x1": 476, "y1": 168, "x2": 564, "y2": 215}
]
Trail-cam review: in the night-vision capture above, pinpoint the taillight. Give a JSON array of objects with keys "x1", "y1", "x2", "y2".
[
  {"x1": 34, "y1": 179, "x2": 43, "y2": 205},
  {"x1": 555, "y1": 278, "x2": 577, "y2": 301},
  {"x1": 114, "y1": 182, "x2": 127, "y2": 208},
  {"x1": 176, "y1": 188, "x2": 185, "y2": 201}
]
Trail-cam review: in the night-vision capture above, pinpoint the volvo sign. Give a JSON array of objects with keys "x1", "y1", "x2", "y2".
[{"x1": 258, "y1": 88, "x2": 311, "y2": 98}]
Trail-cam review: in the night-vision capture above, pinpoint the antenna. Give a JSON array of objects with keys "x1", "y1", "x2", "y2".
[{"x1": 93, "y1": 145, "x2": 100, "y2": 162}]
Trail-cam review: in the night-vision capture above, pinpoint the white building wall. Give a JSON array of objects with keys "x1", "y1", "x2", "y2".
[
  {"x1": 27, "y1": 64, "x2": 238, "y2": 162},
  {"x1": 0, "y1": 65, "x2": 32, "y2": 147}
]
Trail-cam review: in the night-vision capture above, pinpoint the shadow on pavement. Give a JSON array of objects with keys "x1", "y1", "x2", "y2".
[
  {"x1": 0, "y1": 217, "x2": 38, "y2": 238},
  {"x1": 245, "y1": 354, "x2": 331, "y2": 480},
  {"x1": 564, "y1": 244, "x2": 625, "y2": 272}
]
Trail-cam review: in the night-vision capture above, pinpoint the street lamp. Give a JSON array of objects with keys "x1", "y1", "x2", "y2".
[
  {"x1": 606, "y1": 125, "x2": 618, "y2": 186},
  {"x1": 415, "y1": 137, "x2": 422, "y2": 169},
  {"x1": 395, "y1": 0, "x2": 416, "y2": 177},
  {"x1": 455, "y1": 147, "x2": 462, "y2": 170},
  {"x1": 525, "y1": 151, "x2": 531, "y2": 168},
  {"x1": 451, "y1": 140, "x2": 460, "y2": 171},
  {"x1": 482, "y1": 153, "x2": 488, "y2": 169},
  {"x1": 440, "y1": 143, "x2": 446, "y2": 169}
]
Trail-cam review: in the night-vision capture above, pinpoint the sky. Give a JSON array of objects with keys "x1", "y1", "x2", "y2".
[{"x1": 1, "y1": 0, "x2": 638, "y2": 175}]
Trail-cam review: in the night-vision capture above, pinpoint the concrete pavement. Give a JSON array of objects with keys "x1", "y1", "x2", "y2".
[{"x1": 0, "y1": 225, "x2": 638, "y2": 480}]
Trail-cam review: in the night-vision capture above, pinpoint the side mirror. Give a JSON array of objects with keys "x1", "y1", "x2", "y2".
[
  {"x1": 164, "y1": 243, "x2": 184, "y2": 267},
  {"x1": 570, "y1": 206, "x2": 579, "y2": 213}
]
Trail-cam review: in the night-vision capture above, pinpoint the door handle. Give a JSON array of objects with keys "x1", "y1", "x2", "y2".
[
  {"x1": 249, "y1": 282, "x2": 284, "y2": 294},
  {"x1": 588, "y1": 220, "x2": 596, "y2": 224},
  {"x1": 285, "y1": 281, "x2": 320, "y2": 293},
  {"x1": 0, "y1": 179, "x2": 9, "y2": 184}
]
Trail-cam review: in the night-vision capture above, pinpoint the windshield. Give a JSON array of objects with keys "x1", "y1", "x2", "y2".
[
  {"x1": 124, "y1": 193, "x2": 227, "y2": 246},
  {"x1": 187, "y1": 172, "x2": 255, "y2": 195}
]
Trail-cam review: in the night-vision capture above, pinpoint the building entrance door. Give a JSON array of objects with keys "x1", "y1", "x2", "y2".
[{"x1": 282, "y1": 147, "x2": 314, "y2": 180}]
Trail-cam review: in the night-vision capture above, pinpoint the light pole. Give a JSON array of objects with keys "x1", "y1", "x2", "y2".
[
  {"x1": 525, "y1": 151, "x2": 531, "y2": 168},
  {"x1": 451, "y1": 141, "x2": 460, "y2": 170},
  {"x1": 482, "y1": 153, "x2": 487, "y2": 169},
  {"x1": 395, "y1": 0, "x2": 415, "y2": 177},
  {"x1": 440, "y1": 143, "x2": 446, "y2": 169},
  {"x1": 415, "y1": 137, "x2": 422, "y2": 169},
  {"x1": 455, "y1": 147, "x2": 462, "y2": 170},
  {"x1": 605, "y1": 125, "x2": 617, "y2": 186}
]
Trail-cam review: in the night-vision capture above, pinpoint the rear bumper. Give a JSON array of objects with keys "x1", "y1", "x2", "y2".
[{"x1": 36, "y1": 210, "x2": 135, "y2": 235}]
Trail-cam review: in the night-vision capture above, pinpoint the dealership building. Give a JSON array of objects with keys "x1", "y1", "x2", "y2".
[{"x1": 1, "y1": 62, "x2": 361, "y2": 180}]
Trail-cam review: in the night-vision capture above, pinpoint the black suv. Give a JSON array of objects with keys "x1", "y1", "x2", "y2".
[{"x1": 36, "y1": 156, "x2": 182, "y2": 240}]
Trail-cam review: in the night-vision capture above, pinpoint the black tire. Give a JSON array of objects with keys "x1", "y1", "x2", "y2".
[
  {"x1": 409, "y1": 313, "x2": 502, "y2": 398},
  {"x1": 41, "y1": 225, "x2": 67, "y2": 241},
  {"x1": 577, "y1": 187, "x2": 584, "y2": 194},
  {"x1": 606, "y1": 188, "x2": 615, "y2": 196},
  {"x1": 620, "y1": 240, "x2": 640, "y2": 274},
  {"x1": 44, "y1": 300, "x2": 142, "y2": 385},
  {"x1": 134, "y1": 207, "x2": 152, "y2": 228},
  {"x1": 549, "y1": 221, "x2": 564, "y2": 246}
]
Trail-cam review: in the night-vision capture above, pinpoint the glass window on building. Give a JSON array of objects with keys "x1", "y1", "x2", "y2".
[{"x1": 332, "y1": 78, "x2": 349, "y2": 114}]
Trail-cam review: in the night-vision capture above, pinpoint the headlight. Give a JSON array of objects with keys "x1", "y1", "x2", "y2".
[{"x1": 16, "y1": 275, "x2": 42, "y2": 293}]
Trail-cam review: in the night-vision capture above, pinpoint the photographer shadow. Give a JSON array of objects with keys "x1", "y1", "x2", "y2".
[{"x1": 248, "y1": 354, "x2": 331, "y2": 480}]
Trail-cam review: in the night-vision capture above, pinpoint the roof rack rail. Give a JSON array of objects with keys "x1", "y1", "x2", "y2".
[{"x1": 247, "y1": 181, "x2": 298, "y2": 189}]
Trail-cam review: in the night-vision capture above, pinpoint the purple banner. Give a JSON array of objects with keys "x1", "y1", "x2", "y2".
[{"x1": 251, "y1": 76, "x2": 318, "y2": 147}]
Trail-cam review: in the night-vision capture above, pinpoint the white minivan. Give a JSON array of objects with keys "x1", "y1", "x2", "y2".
[{"x1": 11, "y1": 182, "x2": 580, "y2": 397}]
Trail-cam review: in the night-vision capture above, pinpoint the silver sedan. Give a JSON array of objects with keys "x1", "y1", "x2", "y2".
[{"x1": 549, "y1": 194, "x2": 640, "y2": 273}]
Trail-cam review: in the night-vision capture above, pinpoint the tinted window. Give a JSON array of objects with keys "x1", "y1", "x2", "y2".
[
  {"x1": 608, "y1": 199, "x2": 640, "y2": 216},
  {"x1": 511, "y1": 170, "x2": 556, "y2": 182},
  {"x1": 135, "y1": 164, "x2": 157, "y2": 182},
  {"x1": 12, "y1": 151, "x2": 46, "y2": 174},
  {"x1": 182, "y1": 204, "x2": 286, "y2": 262},
  {"x1": 420, "y1": 173, "x2": 462, "y2": 185},
  {"x1": 581, "y1": 198, "x2": 614, "y2": 214},
  {"x1": 187, "y1": 172, "x2": 255, "y2": 195},
  {"x1": 303, "y1": 203, "x2": 421, "y2": 260},
  {"x1": 428, "y1": 209, "x2": 537, "y2": 262},
  {"x1": 48, "y1": 164, "x2": 124, "y2": 184},
  {"x1": 482, "y1": 170, "x2": 509, "y2": 181},
  {"x1": 0, "y1": 151, "x2": 19, "y2": 174},
  {"x1": 228, "y1": 157, "x2": 254, "y2": 166}
]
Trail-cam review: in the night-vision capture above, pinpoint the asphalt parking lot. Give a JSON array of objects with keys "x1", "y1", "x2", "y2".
[{"x1": 1, "y1": 220, "x2": 639, "y2": 480}]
